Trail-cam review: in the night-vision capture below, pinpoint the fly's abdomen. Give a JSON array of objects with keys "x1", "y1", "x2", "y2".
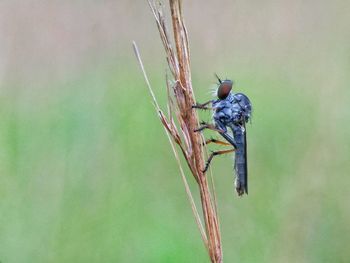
[{"x1": 233, "y1": 126, "x2": 248, "y2": 196}]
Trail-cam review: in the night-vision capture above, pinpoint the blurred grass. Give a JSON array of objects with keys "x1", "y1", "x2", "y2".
[{"x1": 0, "y1": 0, "x2": 350, "y2": 262}]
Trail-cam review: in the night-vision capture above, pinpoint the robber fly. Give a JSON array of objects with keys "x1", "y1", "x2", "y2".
[{"x1": 193, "y1": 75, "x2": 252, "y2": 196}]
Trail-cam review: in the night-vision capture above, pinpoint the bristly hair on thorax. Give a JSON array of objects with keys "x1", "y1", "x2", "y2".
[{"x1": 210, "y1": 73, "x2": 223, "y2": 97}]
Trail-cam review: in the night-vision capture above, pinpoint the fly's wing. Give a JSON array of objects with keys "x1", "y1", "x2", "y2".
[
  {"x1": 232, "y1": 93, "x2": 250, "y2": 196},
  {"x1": 243, "y1": 121, "x2": 248, "y2": 194},
  {"x1": 233, "y1": 124, "x2": 248, "y2": 196}
]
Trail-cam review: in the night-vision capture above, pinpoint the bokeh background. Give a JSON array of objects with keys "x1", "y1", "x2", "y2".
[{"x1": 0, "y1": 1, "x2": 349, "y2": 262}]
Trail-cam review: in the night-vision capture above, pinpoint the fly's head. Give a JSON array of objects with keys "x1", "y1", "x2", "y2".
[{"x1": 215, "y1": 74, "x2": 233, "y2": 100}]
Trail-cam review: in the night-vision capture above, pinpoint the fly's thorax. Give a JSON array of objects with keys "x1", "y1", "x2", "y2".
[
  {"x1": 212, "y1": 96, "x2": 235, "y2": 126},
  {"x1": 212, "y1": 93, "x2": 234, "y2": 109},
  {"x1": 232, "y1": 92, "x2": 252, "y2": 121}
]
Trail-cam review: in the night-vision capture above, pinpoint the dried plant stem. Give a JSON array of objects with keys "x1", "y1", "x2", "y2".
[
  {"x1": 132, "y1": 42, "x2": 208, "y2": 246},
  {"x1": 133, "y1": 0, "x2": 222, "y2": 262}
]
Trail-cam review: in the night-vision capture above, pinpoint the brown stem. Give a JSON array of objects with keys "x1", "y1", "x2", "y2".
[{"x1": 137, "y1": 1, "x2": 223, "y2": 262}]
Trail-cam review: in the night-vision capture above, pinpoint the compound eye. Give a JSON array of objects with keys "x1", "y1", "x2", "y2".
[{"x1": 217, "y1": 80, "x2": 233, "y2": 99}]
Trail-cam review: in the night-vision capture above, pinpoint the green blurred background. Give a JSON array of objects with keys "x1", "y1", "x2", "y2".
[{"x1": 0, "y1": 1, "x2": 349, "y2": 262}]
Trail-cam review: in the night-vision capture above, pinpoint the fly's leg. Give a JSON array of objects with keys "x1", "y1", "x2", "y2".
[
  {"x1": 194, "y1": 121, "x2": 238, "y2": 148},
  {"x1": 192, "y1": 100, "x2": 213, "y2": 110},
  {"x1": 220, "y1": 132, "x2": 238, "y2": 149},
  {"x1": 204, "y1": 137, "x2": 231, "y2": 146},
  {"x1": 194, "y1": 122, "x2": 224, "y2": 133},
  {"x1": 203, "y1": 149, "x2": 235, "y2": 173},
  {"x1": 215, "y1": 119, "x2": 238, "y2": 149}
]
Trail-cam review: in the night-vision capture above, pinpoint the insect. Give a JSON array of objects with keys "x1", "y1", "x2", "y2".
[{"x1": 193, "y1": 75, "x2": 252, "y2": 196}]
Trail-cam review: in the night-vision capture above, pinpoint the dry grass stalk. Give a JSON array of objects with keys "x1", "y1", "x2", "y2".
[{"x1": 133, "y1": 0, "x2": 222, "y2": 262}]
